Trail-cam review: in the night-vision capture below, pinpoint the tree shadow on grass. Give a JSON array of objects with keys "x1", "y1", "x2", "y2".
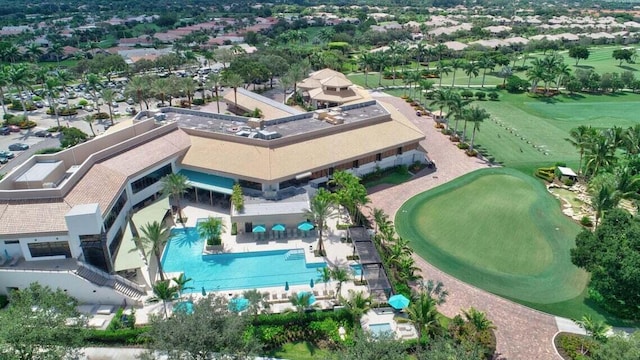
[
  {"x1": 616, "y1": 65, "x2": 638, "y2": 72},
  {"x1": 573, "y1": 65, "x2": 594, "y2": 69}
]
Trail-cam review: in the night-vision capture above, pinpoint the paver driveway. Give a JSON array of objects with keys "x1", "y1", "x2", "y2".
[{"x1": 368, "y1": 92, "x2": 560, "y2": 360}]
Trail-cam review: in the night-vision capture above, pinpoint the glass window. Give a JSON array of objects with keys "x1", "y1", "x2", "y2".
[
  {"x1": 28, "y1": 241, "x2": 72, "y2": 258},
  {"x1": 103, "y1": 191, "x2": 128, "y2": 233},
  {"x1": 131, "y1": 164, "x2": 172, "y2": 194},
  {"x1": 4, "y1": 240, "x2": 19, "y2": 244}
]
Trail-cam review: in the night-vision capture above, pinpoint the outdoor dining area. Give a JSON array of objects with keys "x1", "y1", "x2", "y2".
[{"x1": 250, "y1": 221, "x2": 316, "y2": 241}]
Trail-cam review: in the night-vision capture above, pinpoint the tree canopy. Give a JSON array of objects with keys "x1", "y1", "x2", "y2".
[{"x1": 571, "y1": 208, "x2": 640, "y2": 319}]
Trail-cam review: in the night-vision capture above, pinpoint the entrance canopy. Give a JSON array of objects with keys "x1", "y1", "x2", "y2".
[{"x1": 179, "y1": 169, "x2": 234, "y2": 195}]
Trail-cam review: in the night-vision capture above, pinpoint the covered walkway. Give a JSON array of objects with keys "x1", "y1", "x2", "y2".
[{"x1": 349, "y1": 226, "x2": 392, "y2": 302}]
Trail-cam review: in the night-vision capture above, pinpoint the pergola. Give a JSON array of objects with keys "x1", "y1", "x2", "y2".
[{"x1": 349, "y1": 226, "x2": 392, "y2": 302}]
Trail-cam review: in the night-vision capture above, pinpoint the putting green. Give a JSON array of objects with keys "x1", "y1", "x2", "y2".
[{"x1": 396, "y1": 168, "x2": 589, "y2": 305}]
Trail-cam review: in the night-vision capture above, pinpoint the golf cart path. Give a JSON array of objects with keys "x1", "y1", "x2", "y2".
[{"x1": 368, "y1": 94, "x2": 561, "y2": 360}]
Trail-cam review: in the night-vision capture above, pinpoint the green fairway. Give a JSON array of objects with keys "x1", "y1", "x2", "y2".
[{"x1": 396, "y1": 168, "x2": 589, "y2": 306}]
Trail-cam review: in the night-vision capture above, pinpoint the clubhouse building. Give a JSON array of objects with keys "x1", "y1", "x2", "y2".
[{"x1": 0, "y1": 87, "x2": 426, "y2": 305}]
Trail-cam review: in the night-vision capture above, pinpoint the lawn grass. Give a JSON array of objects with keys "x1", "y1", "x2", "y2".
[
  {"x1": 396, "y1": 169, "x2": 588, "y2": 302},
  {"x1": 363, "y1": 171, "x2": 413, "y2": 189},
  {"x1": 264, "y1": 341, "x2": 331, "y2": 360}
]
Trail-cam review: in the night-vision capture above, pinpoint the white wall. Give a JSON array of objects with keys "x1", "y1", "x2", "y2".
[
  {"x1": 18, "y1": 235, "x2": 74, "y2": 261},
  {"x1": 0, "y1": 270, "x2": 128, "y2": 305}
]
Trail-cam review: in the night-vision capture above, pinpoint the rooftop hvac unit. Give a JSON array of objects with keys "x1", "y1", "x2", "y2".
[
  {"x1": 154, "y1": 113, "x2": 166, "y2": 121},
  {"x1": 42, "y1": 182, "x2": 56, "y2": 188}
]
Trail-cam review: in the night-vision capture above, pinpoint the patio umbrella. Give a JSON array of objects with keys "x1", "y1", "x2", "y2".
[
  {"x1": 201, "y1": 287, "x2": 207, "y2": 296},
  {"x1": 388, "y1": 294, "x2": 410, "y2": 310},
  {"x1": 310, "y1": 278, "x2": 315, "y2": 288},
  {"x1": 271, "y1": 224, "x2": 286, "y2": 232},
  {"x1": 285, "y1": 281, "x2": 289, "y2": 291},
  {"x1": 297, "y1": 291, "x2": 316, "y2": 305},
  {"x1": 297, "y1": 221, "x2": 314, "y2": 231},
  {"x1": 228, "y1": 297, "x2": 250, "y2": 312},
  {"x1": 252, "y1": 224, "x2": 266, "y2": 233}
]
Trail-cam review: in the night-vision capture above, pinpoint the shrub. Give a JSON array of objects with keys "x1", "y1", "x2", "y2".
[
  {"x1": 35, "y1": 147, "x2": 63, "y2": 154},
  {"x1": 460, "y1": 89, "x2": 474, "y2": 99},
  {"x1": 466, "y1": 149, "x2": 478, "y2": 157},
  {"x1": 84, "y1": 327, "x2": 149, "y2": 345},
  {"x1": 555, "y1": 333, "x2": 597, "y2": 360},
  {"x1": 0, "y1": 295, "x2": 7, "y2": 309},
  {"x1": 48, "y1": 107, "x2": 78, "y2": 116},
  {"x1": 475, "y1": 91, "x2": 487, "y2": 100},
  {"x1": 505, "y1": 75, "x2": 530, "y2": 93},
  {"x1": 78, "y1": 99, "x2": 89, "y2": 106},
  {"x1": 457, "y1": 142, "x2": 469, "y2": 150},
  {"x1": 3, "y1": 113, "x2": 14, "y2": 120},
  {"x1": 580, "y1": 216, "x2": 593, "y2": 227},
  {"x1": 10, "y1": 99, "x2": 36, "y2": 111},
  {"x1": 192, "y1": 98, "x2": 205, "y2": 105},
  {"x1": 47, "y1": 126, "x2": 65, "y2": 132},
  {"x1": 4, "y1": 115, "x2": 37, "y2": 129},
  {"x1": 563, "y1": 178, "x2": 575, "y2": 186},
  {"x1": 231, "y1": 222, "x2": 237, "y2": 235},
  {"x1": 60, "y1": 127, "x2": 88, "y2": 148},
  {"x1": 488, "y1": 92, "x2": 499, "y2": 100},
  {"x1": 534, "y1": 167, "x2": 556, "y2": 182},
  {"x1": 94, "y1": 112, "x2": 109, "y2": 120},
  {"x1": 442, "y1": 128, "x2": 453, "y2": 135}
]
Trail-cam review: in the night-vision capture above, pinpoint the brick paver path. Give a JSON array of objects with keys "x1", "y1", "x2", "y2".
[{"x1": 368, "y1": 93, "x2": 560, "y2": 360}]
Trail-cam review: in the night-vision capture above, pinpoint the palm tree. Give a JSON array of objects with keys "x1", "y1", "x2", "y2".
[
  {"x1": 181, "y1": 77, "x2": 197, "y2": 108},
  {"x1": 499, "y1": 65, "x2": 513, "y2": 87},
  {"x1": 139, "y1": 221, "x2": 170, "y2": 281},
  {"x1": 343, "y1": 290, "x2": 372, "y2": 327},
  {"x1": 575, "y1": 314, "x2": 610, "y2": 342},
  {"x1": 463, "y1": 307, "x2": 496, "y2": 333},
  {"x1": 161, "y1": 173, "x2": 190, "y2": 224},
  {"x1": 222, "y1": 72, "x2": 244, "y2": 109},
  {"x1": 152, "y1": 78, "x2": 170, "y2": 108},
  {"x1": 148, "y1": 280, "x2": 178, "y2": 318},
  {"x1": 584, "y1": 133, "x2": 617, "y2": 178},
  {"x1": 387, "y1": 237, "x2": 412, "y2": 266},
  {"x1": 126, "y1": 75, "x2": 150, "y2": 112},
  {"x1": 242, "y1": 289, "x2": 270, "y2": 317},
  {"x1": 172, "y1": 273, "x2": 193, "y2": 298},
  {"x1": 48, "y1": 42, "x2": 64, "y2": 65},
  {"x1": 83, "y1": 115, "x2": 96, "y2": 137},
  {"x1": 198, "y1": 216, "x2": 226, "y2": 246},
  {"x1": 330, "y1": 266, "x2": 350, "y2": 299},
  {"x1": 589, "y1": 179, "x2": 620, "y2": 227},
  {"x1": 565, "y1": 125, "x2": 597, "y2": 175},
  {"x1": 205, "y1": 73, "x2": 221, "y2": 113},
  {"x1": 101, "y1": 88, "x2": 116, "y2": 125},
  {"x1": 449, "y1": 59, "x2": 464, "y2": 88},
  {"x1": 0, "y1": 65, "x2": 9, "y2": 115},
  {"x1": 478, "y1": 56, "x2": 495, "y2": 88},
  {"x1": 374, "y1": 51, "x2": 389, "y2": 87},
  {"x1": 555, "y1": 63, "x2": 572, "y2": 91},
  {"x1": 8, "y1": 64, "x2": 32, "y2": 116},
  {"x1": 464, "y1": 106, "x2": 490, "y2": 151},
  {"x1": 623, "y1": 124, "x2": 640, "y2": 157},
  {"x1": 56, "y1": 69, "x2": 73, "y2": 111},
  {"x1": 407, "y1": 291, "x2": 441, "y2": 339},
  {"x1": 289, "y1": 292, "x2": 317, "y2": 314},
  {"x1": 372, "y1": 208, "x2": 390, "y2": 235},
  {"x1": 285, "y1": 63, "x2": 307, "y2": 104},
  {"x1": 436, "y1": 61, "x2": 450, "y2": 88},
  {"x1": 317, "y1": 267, "x2": 331, "y2": 290},
  {"x1": 463, "y1": 61, "x2": 480, "y2": 88},
  {"x1": 303, "y1": 188, "x2": 334, "y2": 256},
  {"x1": 85, "y1": 73, "x2": 102, "y2": 111},
  {"x1": 25, "y1": 43, "x2": 43, "y2": 62},
  {"x1": 448, "y1": 92, "x2": 467, "y2": 140},
  {"x1": 527, "y1": 58, "x2": 547, "y2": 93},
  {"x1": 431, "y1": 88, "x2": 452, "y2": 127},
  {"x1": 43, "y1": 76, "x2": 61, "y2": 128},
  {"x1": 358, "y1": 52, "x2": 373, "y2": 88},
  {"x1": 418, "y1": 79, "x2": 434, "y2": 104}
]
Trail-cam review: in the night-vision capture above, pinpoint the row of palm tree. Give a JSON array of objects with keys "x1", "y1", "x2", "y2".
[
  {"x1": 526, "y1": 53, "x2": 572, "y2": 94},
  {"x1": 372, "y1": 208, "x2": 420, "y2": 285}
]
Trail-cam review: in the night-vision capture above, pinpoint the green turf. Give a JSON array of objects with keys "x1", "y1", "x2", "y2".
[
  {"x1": 396, "y1": 168, "x2": 589, "y2": 306},
  {"x1": 264, "y1": 341, "x2": 330, "y2": 360},
  {"x1": 363, "y1": 171, "x2": 413, "y2": 188}
]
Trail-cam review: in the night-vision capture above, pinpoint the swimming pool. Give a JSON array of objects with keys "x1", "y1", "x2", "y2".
[
  {"x1": 350, "y1": 263, "x2": 362, "y2": 276},
  {"x1": 162, "y1": 227, "x2": 326, "y2": 292},
  {"x1": 369, "y1": 323, "x2": 393, "y2": 336}
]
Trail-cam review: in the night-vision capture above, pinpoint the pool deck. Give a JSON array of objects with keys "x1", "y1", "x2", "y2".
[{"x1": 134, "y1": 201, "x2": 369, "y2": 323}]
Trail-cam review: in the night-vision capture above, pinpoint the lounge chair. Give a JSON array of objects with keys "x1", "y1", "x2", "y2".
[
  {"x1": 271, "y1": 293, "x2": 278, "y2": 301},
  {"x1": 281, "y1": 293, "x2": 288, "y2": 300},
  {"x1": 313, "y1": 291, "x2": 319, "y2": 296},
  {"x1": 328, "y1": 290, "x2": 335, "y2": 297}
]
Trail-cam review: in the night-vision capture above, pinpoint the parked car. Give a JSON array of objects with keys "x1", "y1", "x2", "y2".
[
  {"x1": 7, "y1": 125, "x2": 20, "y2": 132},
  {"x1": 0, "y1": 157, "x2": 8, "y2": 164},
  {"x1": 8, "y1": 143, "x2": 29, "y2": 151},
  {"x1": 125, "y1": 106, "x2": 136, "y2": 115},
  {"x1": 34, "y1": 130, "x2": 52, "y2": 138},
  {"x1": 0, "y1": 127, "x2": 10, "y2": 135},
  {"x1": 0, "y1": 150, "x2": 14, "y2": 159},
  {"x1": 126, "y1": 98, "x2": 135, "y2": 105}
]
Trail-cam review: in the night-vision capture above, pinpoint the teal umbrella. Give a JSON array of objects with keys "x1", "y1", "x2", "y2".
[
  {"x1": 272, "y1": 224, "x2": 286, "y2": 232},
  {"x1": 310, "y1": 278, "x2": 315, "y2": 288},
  {"x1": 285, "y1": 281, "x2": 289, "y2": 291},
  {"x1": 252, "y1": 224, "x2": 266, "y2": 233},
  {"x1": 388, "y1": 294, "x2": 410, "y2": 310},
  {"x1": 297, "y1": 221, "x2": 314, "y2": 231},
  {"x1": 201, "y1": 287, "x2": 207, "y2": 296}
]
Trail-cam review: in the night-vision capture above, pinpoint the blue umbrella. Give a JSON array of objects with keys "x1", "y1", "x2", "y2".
[
  {"x1": 297, "y1": 221, "x2": 314, "y2": 231},
  {"x1": 252, "y1": 224, "x2": 266, "y2": 233},
  {"x1": 285, "y1": 281, "x2": 289, "y2": 291},
  {"x1": 201, "y1": 286, "x2": 207, "y2": 296},
  {"x1": 297, "y1": 291, "x2": 316, "y2": 305},
  {"x1": 310, "y1": 278, "x2": 315, "y2": 288},
  {"x1": 228, "y1": 297, "x2": 250, "y2": 312},
  {"x1": 272, "y1": 224, "x2": 286, "y2": 232},
  {"x1": 388, "y1": 294, "x2": 410, "y2": 310}
]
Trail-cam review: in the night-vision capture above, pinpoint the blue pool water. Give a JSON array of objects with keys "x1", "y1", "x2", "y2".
[
  {"x1": 350, "y1": 263, "x2": 362, "y2": 276},
  {"x1": 369, "y1": 323, "x2": 393, "y2": 336},
  {"x1": 162, "y1": 227, "x2": 326, "y2": 292}
]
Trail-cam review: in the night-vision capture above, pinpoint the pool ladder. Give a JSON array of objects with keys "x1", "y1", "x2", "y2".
[{"x1": 284, "y1": 249, "x2": 305, "y2": 261}]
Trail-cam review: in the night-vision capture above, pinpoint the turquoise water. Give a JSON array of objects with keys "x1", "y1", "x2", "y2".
[
  {"x1": 369, "y1": 323, "x2": 393, "y2": 336},
  {"x1": 350, "y1": 263, "x2": 362, "y2": 276},
  {"x1": 162, "y1": 228, "x2": 326, "y2": 292}
]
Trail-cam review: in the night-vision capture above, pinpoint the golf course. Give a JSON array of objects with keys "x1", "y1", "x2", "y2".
[{"x1": 395, "y1": 168, "x2": 597, "y2": 319}]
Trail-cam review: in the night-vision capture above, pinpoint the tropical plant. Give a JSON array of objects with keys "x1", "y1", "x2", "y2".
[
  {"x1": 289, "y1": 292, "x2": 317, "y2": 314},
  {"x1": 449, "y1": 59, "x2": 465, "y2": 88},
  {"x1": 478, "y1": 56, "x2": 495, "y2": 88},
  {"x1": 172, "y1": 273, "x2": 194, "y2": 298},
  {"x1": 83, "y1": 115, "x2": 96, "y2": 137},
  {"x1": 7, "y1": 64, "x2": 32, "y2": 116},
  {"x1": 43, "y1": 76, "x2": 61, "y2": 128},
  {"x1": 463, "y1": 61, "x2": 480, "y2": 88},
  {"x1": 463, "y1": 106, "x2": 490, "y2": 152},
  {"x1": 205, "y1": 73, "x2": 222, "y2": 113},
  {"x1": 317, "y1": 267, "x2": 332, "y2": 290},
  {"x1": 222, "y1": 72, "x2": 244, "y2": 109},
  {"x1": 138, "y1": 221, "x2": 170, "y2": 281},
  {"x1": 407, "y1": 291, "x2": 441, "y2": 339},
  {"x1": 303, "y1": 188, "x2": 334, "y2": 256},
  {"x1": 463, "y1": 307, "x2": 496, "y2": 333},
  {"x1": 585, "y1": 132, "x2": 617, "y2": 178},
  {"x1": 566, "y1": 125, "x2": 597, "y2": 175},
  {"x1": 148, "y1": 280, "x2": 179, "y2": 318},
  {"x1": 161, "y1": 173, "x2": 190, "y2": 223},
  {"x1": 198, "y1": 216, "x2": 226, "y2": 246},
  {"x1": 242, "y1": 289, "x2": 270, "y2": 317},
  {"x1": 330, "y1": 266, "x2": 350, "y2": 299},
  {"x1": 343, "y1": 290, "x2": 372, "y2": 326},
  {"x1": 575, "y1": 314, "x2": 610, "y2": 342}
]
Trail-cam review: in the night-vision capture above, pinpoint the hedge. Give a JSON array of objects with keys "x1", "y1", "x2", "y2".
[{"x1": 83, "y1": 327, "x2": 149, "y2": 345}]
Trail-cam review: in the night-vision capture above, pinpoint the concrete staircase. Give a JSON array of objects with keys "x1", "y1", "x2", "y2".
[
  {"x1": 75, "y1": 264, "x2": 146, "y2": 302},
  {"x1": 284, "y1": 249, "x2": 305, "y2": 261}
]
